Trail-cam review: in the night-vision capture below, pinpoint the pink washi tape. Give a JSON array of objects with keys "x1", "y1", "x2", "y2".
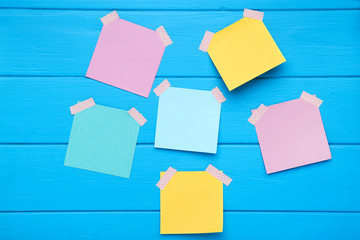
[
  {"x1": 206, "y1": 164, "x2": 232, "y2": 186},
  {"x1": 199, "y1": 30, "x2": 214, "y2": 52},
  {"x1": 243, "y1": 9, "x2": 264, "y2": 21},
  {"x1": 70, "y1": 98, "x2": 96, "y2": 115},
  {"x1": 101, "y1": 10, "x2": 119, "y2": 25},
  {"x1": 211, "y1": 87, "x2": 226, "y2": 104},
  {"x1": 153, "y1": 79, "x2": 171, "y2": 96},
  {"x1": 248, "y1": 104, "x2": 268, "y2": 125},
  {"x1": 128, "y1": 107, "x2": 147, "y2": 126},
  {"x1": 300, "y1": 91, "x2": 323, "y2": 107},
  {"x1": 156, "y1": 167, "x2": 177, "y2": 190},
  {"x1": 156, "y1": 26, "x2": 173, "y2": 47}
]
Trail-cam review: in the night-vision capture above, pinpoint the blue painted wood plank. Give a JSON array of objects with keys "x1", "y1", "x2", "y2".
[
  {"x1": 0, "y1": 10, "x2": 359, "y2": 77},
  {"x1": 0, "y1": 145, "x2": 359, "y2": 211},
  {"x1": 1, "y1": 77, "x2": 359, "y2": 144},
  {"x1": 1, "y1": 0, "x2": 359, "y2": 10},
  {"x1": 0, "y1": 212, "x2": 359, "y2": 240}
]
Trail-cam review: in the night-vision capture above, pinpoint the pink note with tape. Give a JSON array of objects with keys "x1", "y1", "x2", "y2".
[
  {"x1": 249, "y1": 92, "x2": 331, "y2": 174},
  {"x1": 70, "y1": 98, "x2": 95, "y2": 115},
  {"x1": 86, "y1": 11, "x2": 173, "y2": 98}
]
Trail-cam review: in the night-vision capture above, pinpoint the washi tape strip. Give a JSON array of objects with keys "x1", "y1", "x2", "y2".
[
  {"x1": 211, "y1": 87, "x2": 226, "y2": 104},
  {"x1": 206, "y1": 164, "x2": 232, "y2": 186},
  {"x1": 300, "y1": 91, "x2": 323, "y2": 107},
  {"x1": 199, "y1": 30, "x2": 214, "y2": 52},
  {"x1": 70, "y1": 98, "x2": 95, "y2": 115},
  {"x1": 156, "y1": 26, "x2": 173, "y2": 47},
  {"x1": 153, "y1": 79, "x2": 171, "y2": 96},
  {"x1": 101, "y1": 10, "x2": 119, "y2": 25},
  {"x1": 248, "y1": 104, "x2": 268, "y2": 125},
  {"x1": 243, "y1": 9, "x2": 264, "y2": 21},
  {"x1": 128, "y1": 107, "x2": 147, "y2": 126},
  {"x1": 156, "y1": 167, "x2": 177, "y2": 190}
]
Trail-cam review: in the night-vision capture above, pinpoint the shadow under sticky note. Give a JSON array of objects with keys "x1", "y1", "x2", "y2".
[
  {"x1": 86, "y1": 11, "x2": 170, "y2": 98},
  {"x1": 160, "y1": 171, "x2": 223, "y2": 234},
  {"x1": 155, "y1": 87, "x2": 221, "y2": 154},
  {"x1": 250, "y1": 92, "x2": 331, "y2": 174},
  {"x1": 206, "y1": 10, "x2": 286, "y2": 91},
  {"x1": 65, "y1": 104, "x2": 140, "y2": 178}
]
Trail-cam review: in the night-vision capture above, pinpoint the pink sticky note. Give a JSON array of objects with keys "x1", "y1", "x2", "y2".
[
  {"x1": 86, "y1": 11, "x2": 171, "y2": 98},
  {"x1": 249, "y1": 92, "x2": 331, "y2": 174}
]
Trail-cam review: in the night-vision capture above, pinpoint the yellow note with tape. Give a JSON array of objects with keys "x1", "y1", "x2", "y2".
[
  {"x1": 200, "y1": 9, "x2": 286, "y2": 91},
  {"x1": 160, "y1": 171, "x2": 223, "y2": 234}
]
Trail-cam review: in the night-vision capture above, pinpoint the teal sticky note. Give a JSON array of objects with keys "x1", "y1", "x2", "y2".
[
  {"x1": 65, "y1": 104, "x2": 140, "y2": 178},
  {"x1": 155, "y1": 87, "x2": 222, "y2": 154}
]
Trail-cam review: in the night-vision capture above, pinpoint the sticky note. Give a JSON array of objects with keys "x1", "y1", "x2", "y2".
[
  {"x1": 160, "y1": 171, "x2": 223, "y2": 234},
  {"x1": 86, "y1": 11, "x2": 172, "y2": 97},
  {"x1": 249, "y1": 92, "x2": 331, "y2": 174},
  {"x1": 155, "y1": 82, "x2": 225, "y2": 154},
  {"x1": 65, "y1": 103, "x2": 142, "y2": 178},
  {"x1": 200, "y1": 9, "x2": 286, "y2": 91}
]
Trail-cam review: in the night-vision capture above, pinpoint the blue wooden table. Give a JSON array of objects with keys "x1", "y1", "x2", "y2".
[{"x1": 1, "y1": 1, "x2": 360, "y2": 239}]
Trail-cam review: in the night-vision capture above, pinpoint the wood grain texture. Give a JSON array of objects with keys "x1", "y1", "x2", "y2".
[
  {"x1": 1, "y1": 77, "x2": 359, "y2": 144},
  {"x1": 1, "y1": 1, "x2": 359, "y2": 239},
  {"x1": 0, "y1": 212, "x2": 359, "y2": 240},
  {"x1": 0, "y1": 10, "x2": 359, "y2": 77},
  {"x1": 1, "y1": 0, "x2": 360, "y2": 10},
  {"x1": 0, "y1": 144, "x2": 359, "y2": 211}
]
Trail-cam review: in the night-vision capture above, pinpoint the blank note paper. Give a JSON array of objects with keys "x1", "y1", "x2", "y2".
[
  {"x1": 65, "y1": 100, "x2": 146, "y2": 178},
  {"x1": 160, "y1": 171, "x2": 223, "y2": 234},
  {"x1": 86, "y1": 11, "x2": 172, "y2": 97},
  {"x1": 154, "y1": 80, "x2": 225, "y2": 154},
  {"x1": 199, "y1": 9, "x2": 286, "y2": 91},
  {"x1": 248, "y1": 92, "x2": 331, "y2": 174}
]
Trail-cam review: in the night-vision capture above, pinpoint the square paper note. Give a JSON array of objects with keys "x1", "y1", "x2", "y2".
[
  {"x1": 248, "y1": 92, "x2": 331, "y2": 174},
  {"x1": 160, "y1": 171, "x2": 223, "y2": 234},
  {"x1": 200, "y1": 9, "x2": 285, "y2": 91},
  {"x1": 154, "y1": 81, "x2": 225, "y2": 154},
  {"x1": 86, "y1": 11, "x2": 172, "y2": 97},
  {"x1": 65, "y1": 102, "x2": 144, "y2": 178}
]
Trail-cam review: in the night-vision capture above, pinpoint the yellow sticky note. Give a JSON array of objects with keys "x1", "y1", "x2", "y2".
[
  {"x1": 207, "y1": 13, "x2": 286, "y2": 91},
  {"x1": 160, "y1": 171, "x2": 223, "y2": 234}
]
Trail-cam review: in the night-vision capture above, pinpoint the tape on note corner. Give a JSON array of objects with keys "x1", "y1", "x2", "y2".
[
  {"x1": 70, "y1": 98, "x2": 95, "y2": 115},
  {"x1": 101, "y1": 11, "x2": 119, "y2": 25},
  {"x1": 156, "y1": 167, "x2": 177, "y2": 190},
  {"x1": 199, "y1": 30, "x2": 214, "y2": 52},
  {"x1": 156, "y1": 26, "x2": 173, "y2": 47},
  {"x1": 128, "y1": 107, "x2": 147, "y2": 126},
  {"x1": 243, "y1": 9, "x2": 264, "y2": 21},
  {"x1": 153, "y1": 79, "x2": 171, "y2": 96},
  {"x1": 300, "y1": 91, "x2": 323, "y2": 107},
  {"x1": 248, "y1": 104, "x2": 268, "y2": 125},
  {"x1": 206, "y1": 164, "x2": 232, "y2": 186},
  {"x1": 211, "y1": 87, "x2": 226, "y2": 104}
]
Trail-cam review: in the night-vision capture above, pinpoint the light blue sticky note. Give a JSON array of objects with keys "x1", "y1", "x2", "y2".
[
  {"x1": 155, "y1": 87, "x2": 221, "y2": 154},
  {"x1": 65, "y1": 104, "x2": 140, "y2": 178}
]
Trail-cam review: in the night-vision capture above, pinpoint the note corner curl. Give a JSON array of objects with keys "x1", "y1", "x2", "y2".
[
  {"x1": 100, "y1": 10, "x2": 119, "y2": 25},
  {"x1": 300, "y1": 91, "x2": 323, "y2": 107},
  {"x1": 248, "y1": 104, "x2": 268, "y2": 125},
  {"x1": 243, "y1": 9, "x2": 264, "y2": 21},
  {"x1": 156, "y1": 26, "x2": 173, "y2": 47},
  {"x1": 128, "y1": 107, "x2": 147, "y2": 126},
  {"x1": 199, "y1": 30, "x2": 214, "y2": 52},
  {"x1": 205, "y1": 164, "x2": 232, "y2": 186},
  {"x1": 211, "y1": 87, "x2": 226, "y2": 104},
  {"x1": 70, "y1": 98, "x2": 96, "y2": 115},
  {"x1": 156, "y1": 167, "x2": 177, "y2": 190}
]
